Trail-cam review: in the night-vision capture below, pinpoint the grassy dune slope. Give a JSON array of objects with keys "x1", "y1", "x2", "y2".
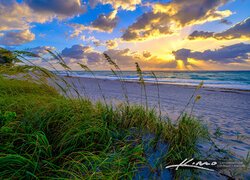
[{"x1": 0, "y1": 74, "x2": 209, "y2": 179}]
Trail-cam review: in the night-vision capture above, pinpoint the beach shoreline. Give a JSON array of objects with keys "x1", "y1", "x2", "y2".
[
  {"x1": 65, "y1": 75, "x2": 250, "y2": 92},
  {"x1": 59, "y1": 76, "x2": 250, "y2": 159}
]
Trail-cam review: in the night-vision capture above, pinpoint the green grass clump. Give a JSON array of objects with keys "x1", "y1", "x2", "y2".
[{"x1": 0, "y1": 74, "x2": 209, "y2": 179}]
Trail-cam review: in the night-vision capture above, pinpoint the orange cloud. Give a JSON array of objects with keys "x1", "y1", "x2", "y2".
[{"x1": 122, "y1": 0, "x2": 232, "y2": 41}]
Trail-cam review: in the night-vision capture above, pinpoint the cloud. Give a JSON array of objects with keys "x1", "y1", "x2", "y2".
[
  {"x1": 0, "y1": 29, "x2": 35, "y2": 46},
  {"x1": 62, "y1": 45, "x2": 92, "y2": 59},
  {"x1": 0, "y1": 0, "x2": 86, "y2": 32},
  {"x1": 61, "y1": 44, "x2": 105, "y2": 65},
  {"x1": 61, "y1": 44, "x2": 177, "y2": 70},
  {"x1": 70, "y1": 23, "x2": 117, "y2": 37},
  {"x1": 104, "y1": 48, "x2": 177, "y2": 69},
  {"x1": 0, "y1": 0, "x2": 52, "y2": 31},
  {"x1": 69, "y1": 24, "x2": 102, "y2": 37},
  {"x1": 69, "y1": 10, "x2": 118, "y2": 35},
  {"x1": 24, "y1": 0, "x2": 86, "y2": 16},
  {"x1": 122, "y1": 0, "x2": 231, "y2": 41},
  {"x1": 106, "y1": 39, "x2": 118, "y2": 49},
  {"x1": 69, "y1": 24, "x2": 86, "y2": 38},
  {"x1": 219, "y1": 18, "x2": 232, "y2": 25},
  {"x1": 91, "y1": 10, "x2": 118, "y2": 32},
  {"x1": 142, "y1": 51, "x2": 152, "y2": 58},
  {"x1": 93, "y1": 41, "x2": 102, "y2": 47},
  {"x1": 188, "y1": 17, "x2": 250, "y2": 40},
  {"x1": 188, "y1": 31, "x2": 215, "y2": 40},
  {"x1": 89, "y1": 0, "x2": 141, "y2": 11},
  {"x1": 25, "y1": 46, "x2": 56, "y2": 56},
  {"x1": 79, "y1": 35, "x2": 104, "y2": 47},
  {"x1": 80, "y1": 36, "x2": 118, "y2": 49},
  {"x1": 121, "y1": 11, "x2": 173, "y2": 41},
  {"x1": 173, "y1": 43, "x2": 250, "y2": 63}
]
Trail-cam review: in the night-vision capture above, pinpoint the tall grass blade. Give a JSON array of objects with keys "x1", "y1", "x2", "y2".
[
  {"x1": 135, "y1": 62, "x2": 148, "y2": 111},
  {"x1": 176, "y1": 81, "x2": 204, "y2": 121},
  {"x1": 103, "y1": 53, "x2": 129, "y2": 106},
  {"x1": 151, "y1": 71, "x2": 162, "y2": 120},
  {"x1": 77, "y1": 62, "x2": 107, "y2": 107}
]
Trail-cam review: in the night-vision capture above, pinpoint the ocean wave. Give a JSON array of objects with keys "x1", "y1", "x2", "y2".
[{"x1": 53, "y1": 71, "x2": 250, "y2": 90}]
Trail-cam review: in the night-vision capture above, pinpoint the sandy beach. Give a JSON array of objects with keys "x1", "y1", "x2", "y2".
[
  {"x1": 61, "y1": 76, "x2": 250, "y2": 159},
  {"x1": 1, "y1": 0, "x2": 250, "y2": 178}
]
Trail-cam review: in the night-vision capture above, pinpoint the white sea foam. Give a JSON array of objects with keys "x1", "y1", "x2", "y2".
[{"x1": 54, "y1": 70, "x2": 250, "y2": 90}]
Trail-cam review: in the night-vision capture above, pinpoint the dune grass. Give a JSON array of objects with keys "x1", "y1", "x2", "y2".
[
  {"x1": 0, "y1": 66, "x2": 211, "y2": 179},
  {"x1": 0, "y1": 49, "x2": 211, "y2": 178}
]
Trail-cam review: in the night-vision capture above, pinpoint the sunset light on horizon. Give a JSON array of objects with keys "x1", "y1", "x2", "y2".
[{"x1": 0, "y1": 0, "x2": 250, "y2": 70}]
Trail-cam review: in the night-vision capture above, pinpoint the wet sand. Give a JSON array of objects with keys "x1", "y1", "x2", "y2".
[{"x1": 60, "y1": 76, "x2": 250, "y2": 159}]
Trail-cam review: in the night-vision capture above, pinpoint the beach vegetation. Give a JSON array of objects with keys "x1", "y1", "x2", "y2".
[
  {"x1": 0, "y1": 48, "x2": 21, "y2": 65},
  {"x1": 0, "y1": 49, "x2": 239, "y2": 179}
]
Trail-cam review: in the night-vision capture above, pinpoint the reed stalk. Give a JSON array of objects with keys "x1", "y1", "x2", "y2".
[{"x1": 135, "y1": 62, "x2": 148, "y2": 111}]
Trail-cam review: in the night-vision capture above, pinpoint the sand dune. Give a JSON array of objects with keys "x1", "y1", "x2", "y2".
[{"x1": 60, "y1": 76, "x2": 250, "y2": 159}]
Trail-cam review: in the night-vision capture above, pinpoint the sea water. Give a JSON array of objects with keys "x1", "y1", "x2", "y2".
[{"x1": 55, "y1": 71, "x2": 250, "y2": 90}]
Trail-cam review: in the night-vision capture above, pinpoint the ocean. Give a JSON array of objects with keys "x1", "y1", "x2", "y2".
[{"x1": 55, "y1": 71, "x2": 250, "y2": 90}]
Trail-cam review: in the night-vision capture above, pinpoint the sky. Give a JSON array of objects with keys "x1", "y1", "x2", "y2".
[{"x1": 0, "y1": 0, "x2": 250, "y2": 70}]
